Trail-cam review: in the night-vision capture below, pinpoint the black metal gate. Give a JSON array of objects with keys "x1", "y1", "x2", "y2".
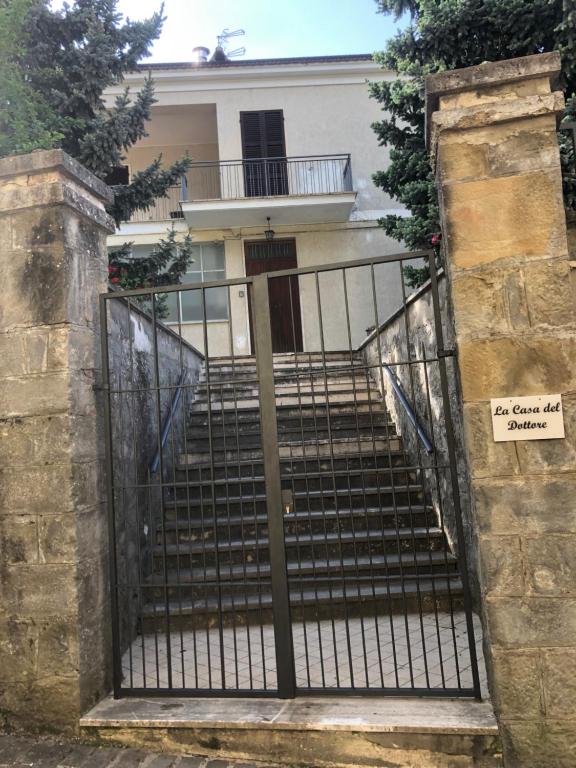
[{"x1": 100, "y1": 250, "x2": 481, "y2": 699}]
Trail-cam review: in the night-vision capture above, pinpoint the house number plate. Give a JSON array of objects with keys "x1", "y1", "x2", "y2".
[{"x1": 490, "y1": 394, "x2": 565, "y2": 442}]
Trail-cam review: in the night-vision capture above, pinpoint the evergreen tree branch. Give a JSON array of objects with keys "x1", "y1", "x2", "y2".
[{"x1": 371, "y1": 0, "x2": 575, "y2": 284}]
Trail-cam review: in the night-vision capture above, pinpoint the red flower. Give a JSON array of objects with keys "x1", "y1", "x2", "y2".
[
  {"x1": 430, "y1": 233, "x2": 441, "y2": 246},
  {"x1": 111, "y1": 277, "x2": 120, "y2": 284},
  {"x1": 108, "y1": 265, "x2": 118, "y2": 273}
]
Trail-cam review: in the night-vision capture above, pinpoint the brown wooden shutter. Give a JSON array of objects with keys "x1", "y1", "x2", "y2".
[
  {"x1": 240, "y1": 110, "x2": 286, "y2": 159},
  {"x1": 262, "y1": 111, "x2": 285, "y2": 158}
]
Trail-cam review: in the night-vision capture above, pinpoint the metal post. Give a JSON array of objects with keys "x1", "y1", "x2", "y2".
[
  {"x1": 428, "y1": 260, "x2": 482, "y2": 699},
  {"x1": 252, "y1": 274, "x2": 296, "y2": 698},
  {"x1": 99, "y1": 294, "x2": 123, "y2": 697}
]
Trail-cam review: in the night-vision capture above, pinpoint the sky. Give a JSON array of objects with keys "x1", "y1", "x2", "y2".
[{"x1": 79, "y1": 0, "x2": 406, "y2": 63}]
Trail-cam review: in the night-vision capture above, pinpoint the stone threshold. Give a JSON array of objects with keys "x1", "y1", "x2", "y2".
[{"x1": 80, "y1": 695, "x2": 498, "y2": 735}]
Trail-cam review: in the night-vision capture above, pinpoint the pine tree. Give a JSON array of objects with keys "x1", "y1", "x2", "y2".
[
  {"x1": 0, "y1": 0, "x2": 65, "y2": 155},
  {"x1": 371, "y1": 0, "x2": 576, "y2": 286},
  {"x1": 0, "y1": 0, "x2": 194, "y2": 289},
  {"x1": 109, "y1": 228, "x2": 194, "y2": 318},
  {"x1": 109, "y1": 229, "x2": 194, "y2": 293}
]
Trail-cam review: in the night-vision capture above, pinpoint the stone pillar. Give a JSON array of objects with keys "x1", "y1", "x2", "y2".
[
  {"x1": 0, "y1": 150, "x2": 114, "y2": 731},
  {"x1": 427, "y1": 53, "x2": 576, "y2": 767}
]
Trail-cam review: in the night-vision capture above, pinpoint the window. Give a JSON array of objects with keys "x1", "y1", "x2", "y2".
[{"x1": 165, "y1": 242, "x2": 228, "y2": 323}]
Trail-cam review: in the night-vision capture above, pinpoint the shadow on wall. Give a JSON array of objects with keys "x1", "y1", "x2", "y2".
[
  {"x1": 566, "y1": 210, "x2": 576, "y2": 259},
  {"x1": 106, "y1": 298, "x2": 205, "y2": 653},
  {"x1": 359, "y1": 272, "x2": 480, "y2": 603}
]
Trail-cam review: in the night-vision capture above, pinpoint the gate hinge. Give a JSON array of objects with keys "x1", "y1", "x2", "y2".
[{"x1": 437, "y1": 348, "x2": 455, "y2": 358}]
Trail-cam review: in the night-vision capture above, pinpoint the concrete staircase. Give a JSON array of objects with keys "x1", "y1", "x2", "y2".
[{"x1": 144, "y1": 352, "x2": 462, "y2": 625}]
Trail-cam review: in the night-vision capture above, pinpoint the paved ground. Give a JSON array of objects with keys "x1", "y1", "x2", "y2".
[
  {"x1": 0, "y1": 735, "x2": 265, "y2": 768},
  {"x1": 123, "y1": 612, "x2": 485, "y2": 693}
]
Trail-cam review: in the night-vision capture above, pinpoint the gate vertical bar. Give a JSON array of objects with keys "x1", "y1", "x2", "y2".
[
  {"x1": 99, "y1": 294, "x2": 123, "y2": 697},
  {"x1": 428, "y1": 259, "x2": 481, "y2": 698},
  {"x1": 252, "y1": 274, "x2": 296, "y2": 697}
]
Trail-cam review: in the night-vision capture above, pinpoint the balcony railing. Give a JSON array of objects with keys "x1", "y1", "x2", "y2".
[
  {"x1": 182, "y1": 154, "x2": 353, "y2": 202},
  {"x1": 129, "y1": 184, "x2": 185, "y2": 223},
  {"x1": 125, "y1": 155, "x2": 353, "y2": 224}
]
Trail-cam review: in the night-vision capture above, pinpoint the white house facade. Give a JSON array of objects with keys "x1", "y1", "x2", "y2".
[{"x1": 105, "y1": 52, "x2": 404, "y2": 355}]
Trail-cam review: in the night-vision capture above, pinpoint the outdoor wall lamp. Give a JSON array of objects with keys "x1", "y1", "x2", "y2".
[{"x1": 264, "y1": 217, "x2": 275, "y2": 241}]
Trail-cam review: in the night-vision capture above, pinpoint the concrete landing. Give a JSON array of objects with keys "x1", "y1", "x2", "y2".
[
  {"x1": 80, "y1": 696, "x2": 502, "y2": 767},
  {"x1": 81, "y1": 695, "x2": 497, "y2": 734}
]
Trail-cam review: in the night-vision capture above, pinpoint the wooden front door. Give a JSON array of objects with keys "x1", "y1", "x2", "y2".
[{"x1": 245, "y1": 239, "x2": 303, "y2": 353}]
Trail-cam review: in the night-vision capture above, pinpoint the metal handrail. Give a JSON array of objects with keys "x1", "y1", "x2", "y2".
[
  {"x1": 149, "y1": 372, "x2": 185, "y2": 475},
  {"x1": 382, "y1": 364, "x2": 434, "y2": 455},
  {"x1": 186, "y1": 153, "x2": 352, "y2": 166},
  {"x1": 180, "y1": 154, "x2": 353, "y2": 202}
]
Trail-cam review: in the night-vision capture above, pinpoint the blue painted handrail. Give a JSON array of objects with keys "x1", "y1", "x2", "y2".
[
  {"x1": 149, "y1": 373, "x2": 185, "y2": 475},
  {"x1": 382, "y1": 365, "x2": 434, "y2": 455}
]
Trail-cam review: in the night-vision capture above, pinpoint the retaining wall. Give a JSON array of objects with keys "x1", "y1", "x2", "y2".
[
  {"x1": 106, "y1": 299, "x2": 204, "y2": 650},
  {"x1": 360, "y1": 273, "x2": 478, "y2": 596}
]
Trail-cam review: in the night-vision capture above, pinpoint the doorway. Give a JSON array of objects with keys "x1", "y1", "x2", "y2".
[
  {"x1": 240, "y1": 110, "x2": 288, "y2": 197},
  {"x1": 245, "y1": 238, "x2": 303, "y2": 353}
]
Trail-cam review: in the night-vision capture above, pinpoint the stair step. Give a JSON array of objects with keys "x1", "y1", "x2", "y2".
[
  {"x1": 190, "y1": 392, "x2": 379, "y2": 411},
  {"x1": 173, "y1": 454, "x2": 410, "y2": 483},
  {"x1": 149, "y1": 551, "x2": 457, "y2": 584},
  {"x1": 206, "y1": 351, "x2": 361, "y2": 366},
  {"x1": 195, "y1": 382, "x2": 375, "y2": 398},
  {"x1": 160, "y1": 504, "x2": 433, "y2": 530},
  {"x1": 171, "y1": 465, "x2": 419, "y2": 488},
  {"x1": 187, "y1": 410, "x2": 391, "y2": 428},
  {"x1": 200, "y1": 364, "x2": 370, "y2": 377},
  {"x1": 189, "y1": 402, "x2": 384, "y2": 420},
  {"x1": 185, "y1": 420, "x2": 395, "y2": 437},
  {"x1": 179, "y1": 436, "x2": 403, "y2": 464},
  {"x1": 141, "y1": 576, "x2": 463, "y2": 617},
  {"x1": 152, "y1": 526, "x2": 443, "y2": 558},
  {"x1": 184, "y1": 429, "x2": 396, "y2": 451},
  {"x1": 166, "y1": 482, "x2": 424, "y2": 507}
]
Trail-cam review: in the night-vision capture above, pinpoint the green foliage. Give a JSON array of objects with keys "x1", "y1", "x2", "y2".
[
  {"x1": 0, "y1": 0, "x2": 65, "y2": 155},
  {"x1": 375, "y1": 0, "x2": 418, "y2": 20},
  {"x1": 371, "y1": 0, "x2": 576, "y2": 284},
  {"x1": 110, "y1": 155, "x2": 191, "y2": 226},
  {"x1": 0, "y1": 0, "x2": 193, "y2": 292},
  {"x1": 109, "y1": 229, "x2": 194, "y2": 317}
]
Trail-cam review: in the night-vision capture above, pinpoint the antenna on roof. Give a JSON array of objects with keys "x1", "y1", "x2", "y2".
[{"x1": 216, "y1": 28, "x2": 246, "y2": 59}]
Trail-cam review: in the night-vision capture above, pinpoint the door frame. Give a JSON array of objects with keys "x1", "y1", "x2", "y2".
[{"x1": 244, "y1": 238, "x2": 303, "y2": 354}]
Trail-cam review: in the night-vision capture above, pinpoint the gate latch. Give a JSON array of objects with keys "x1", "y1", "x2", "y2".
[{"x1": 281, "y1": 489, "x2": 294, "y2": 515}]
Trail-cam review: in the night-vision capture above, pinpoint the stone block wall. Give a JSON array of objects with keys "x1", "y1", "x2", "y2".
[
  {"x1": 427, "y1": 53, "x2": 576, "y2": 767},
  {"x1": 360, "y1": 273, "x2": 478, "y2": 597},
  {"x1": 0, "y1": 151, "x2": 114, "y2": 731}
]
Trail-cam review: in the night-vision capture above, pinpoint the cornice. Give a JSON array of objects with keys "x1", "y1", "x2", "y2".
[{"x1": 105, "y1": 59, "x2": 393, "y2": 96}]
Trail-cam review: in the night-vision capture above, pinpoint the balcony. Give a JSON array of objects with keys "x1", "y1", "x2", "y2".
[
  {"x1": 179, "y1": 154, "x2": 357, "y2": 229},
  {"x1": 129, "y1": 184, "x2": 185, "y2": 224}
]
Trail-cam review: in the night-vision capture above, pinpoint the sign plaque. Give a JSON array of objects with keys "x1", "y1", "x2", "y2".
[{"x1": 490, "y1": 394, "x2": 565, "y2": 442}]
